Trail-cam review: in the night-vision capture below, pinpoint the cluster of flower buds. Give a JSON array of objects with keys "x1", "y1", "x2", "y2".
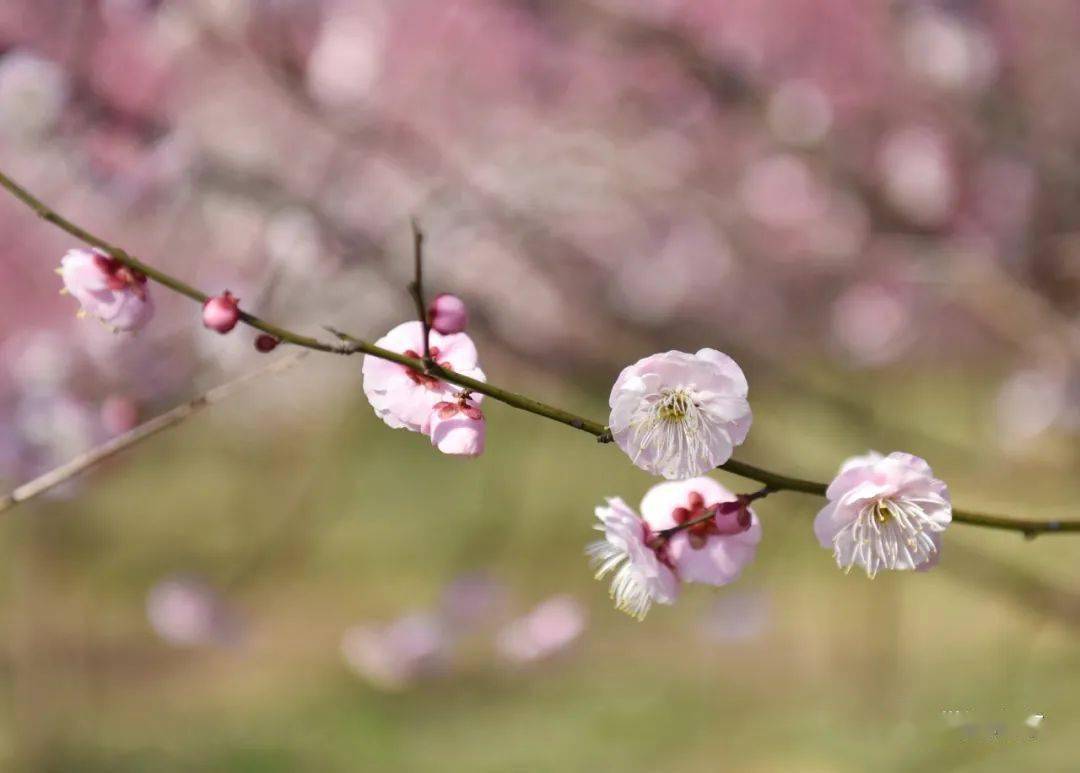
[{"x1": 361, "y1": 295, "x2": 486, "y2": 458}]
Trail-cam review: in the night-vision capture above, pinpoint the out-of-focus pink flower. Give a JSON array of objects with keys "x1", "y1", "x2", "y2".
[
  {"x1": 814, "y1": 452, "x2": 951, "y2": 577},
  {"x1": 306, "y1": 4, "x2": 385, "y2": 110},
  {"x1": 901, "y1": 8, "x2": 997, "y2": 92},
  {"x1": 639, "y1": 477, "x2": 761, "y2": 587},
  {"x1": 879, "y1": 127, "x2": 956, "y2": 227},
  {"x1": 341, "y1": 614, "x2": 447, "y2": 691},
  {"x1": 608, "y1": 349, "x2": 751, "y2": 480},
  {"x1": 0, "y1": 50, "x2": 68, "y2": 139},
  {"x1": 830, "y1": 282, "x2": 913, "y2": 367},
  {"x1": 362, "y1": 321, "x2": 485, "y2": 432},
  {"x1": 496, "y1": 595, "x2": 587, "y2": 664},
  {"x1": 59, "y1": 248, "x2": 154, "y2": 332},
  {"x1": 146, "y1": 576, "x2": 239, "y2": 647},
  {"x1": 740, "y1": 155, "x2": 828, "y2": 229},
  {"x1": 100, "y1": 394, "x2": 139, "y2": 436},
  {"x1": 587, "y1": 497, "x2": 679, "y2": 620},
  {"x1": 428, "y1": 293, "x2": 468, "y2": 335},
  {"x1": 424, "y1": 397, "x2": 485, "y2": 457},
  {"x1": 202, "y1": 291, "x2": 241, "y2": 334}
]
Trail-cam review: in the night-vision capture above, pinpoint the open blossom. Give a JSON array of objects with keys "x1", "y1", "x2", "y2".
[
  {"x1": 587, "y1": 497, "x2": 679, "y2": 620},
  {"x1": 361, "y1": 321, "x2": 485, "y2": 432},
  {"x1": 609, "y1": 349, "x2": 751, "y2": 480},
  {"x1": 59, "y1": 248, "x2": 153, "y2": 331},
  {"x1": 424, "y1": 396, "x2": 485, "y2": 457},
  {"x1": 814, "y1": 452, "x2": 951, "y2": 577},
  {"x1": 639, "y1": 477, "x2": 761, "y2": 586}
]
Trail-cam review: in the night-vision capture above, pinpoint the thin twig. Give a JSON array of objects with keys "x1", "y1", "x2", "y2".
[
  {"x1": 407, "y1": 218, "x2": 433, "y2": 366},
  {"x1": 0, "y1": 352, "x2": 307, "y2": 513},
  {"x1": 0, "y1": 168, "x2": 1076, "y2": 535}
]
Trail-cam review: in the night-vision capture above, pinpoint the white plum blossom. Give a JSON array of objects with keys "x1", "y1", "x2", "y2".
[
  {"x1": 587, "y1": 497, "x2": 679, "y2": 620},
  {"x1": 815, "y1": 451, "x2": 951, "y2": 577},
  {"x1": 608, "y1": 349, "x2": 752, "y2": 480},
  {"x1": 361, "y1": 320, "x2": 485, "y2": 432}
]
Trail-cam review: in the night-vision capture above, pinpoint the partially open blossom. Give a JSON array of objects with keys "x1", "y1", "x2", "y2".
[
  {"x1": 202, "y1": 291, "x2": 240, "y2": 333},
  {"x1": 362, "y1": 321, "x2": 485, "y2": 432},
  {"x1": 428, "y1": 293, "x2": 468, "y2": 334},
  {"x1": 59, "y1": 248, "x2": 153, "y2": 332},
  {"x1": 496, "y1": 595, "x2": 587, "y2": 663},
  {"x1": 639, "y1": 477, "x2": 761, "y2": 586},
  {"x1": 586, "y1": 497, "x2": 679, "y2": 620},
  {"x1": 608, "y1": 349, "x2": 751, "y2": 480},
  {"x1": 424, "y1": 395, "x2": 485, "y2": 457},
  {"x1": 814, "y1": 452, "x2": 951, "y2": 577}
]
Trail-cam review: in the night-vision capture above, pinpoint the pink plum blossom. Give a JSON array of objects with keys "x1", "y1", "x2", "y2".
[
  {"x1": 424, "y1": 396, "x2": 485, "y2": 457},
  {"x1": 814, "y1": 452, "x2": 951, "y2": 577},
  {"x1": 496, "y1": 595, "x2": 587, "y2": 663},
  {"x1": 608, "y1": 349, "x2": 752, "y2": 480},
  {"x1": 59, "y1": 248, "x2": 154, "y2": 332},
  {"x1": 587, "y1": 497, "x2": 680, "y2": 620},
  {"x1": 362, "y1": 321, "x2": 485, "y2": 432},
  {"x1": 639, "y1": 477, "x2": 762, "y2": 587},
  {"x1": 202, "y1": 291, "x2": 241, "y2": 333},
  {"x1": 428, "y1": 293, "x2": 468, "y2": 334}
]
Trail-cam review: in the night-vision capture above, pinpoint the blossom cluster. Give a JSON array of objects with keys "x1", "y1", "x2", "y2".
[
  {"x1": 56, "y1": 248, "x2": 954, "y2": 622},
  {"x1": 593, "y1": 348, "x2": 952, "y2": 618}
]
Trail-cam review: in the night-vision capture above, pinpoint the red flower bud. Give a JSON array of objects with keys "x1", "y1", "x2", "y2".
[{"x1": 254, "y1": 334, "x2": 280, "y2": 352}]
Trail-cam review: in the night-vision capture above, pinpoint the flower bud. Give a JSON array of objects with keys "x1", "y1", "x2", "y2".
[
  {"x1": 428, "y1": 293, "x2": 468, "y2": 335},
  {"x1": 254, "y1": 334, "x2": 280, "y2": 352},
  {"x1": 425, "y1": 398, "x2": 485, "y2": 457},
  {"x1": 202, "y1": 291, "x2": 240, "y2": 334}
]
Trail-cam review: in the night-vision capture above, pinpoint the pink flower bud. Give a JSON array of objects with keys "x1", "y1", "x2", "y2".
[
  {"x1": 254, "y1": 334, "x2": 280, "y2": 352},
  {"x1": 428, "y1": 293, "x2": 468, "y2": 335},
  {"x1": 425, "y1": 398, "x2": 485, "y2": 457},
  {"x1": 59, "y1": 248, "x2": 153, "y2": 332},
  {"x1": 202, "y1": 291, "x2": 240, "y2": 334}
]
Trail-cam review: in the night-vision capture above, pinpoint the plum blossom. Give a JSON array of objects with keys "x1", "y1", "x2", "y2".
[
  {"x1": 608, "y1": 349, "x2": 751, "y2": 480},
  {"x1": 146, "y1": 575, "x2": 240, "y2": 647},
  {"x1": 362, "y1": 321, "x2": 485, "y2": 432},
  {"x1": 815, "y1": 452, "x2": 951, "y2": 577},
  {"x1": 586, "y1": 497, "x2": 679, "y2": 620},
  {"x1": 638, "y1": 477, "x2": 762, "y2": 587},
  {"x1": 59, "y1": 248, "x2": 154, "y2": 332},
  {"x1": 424, "y1": 395, "x2": 485, "y2": 457}
]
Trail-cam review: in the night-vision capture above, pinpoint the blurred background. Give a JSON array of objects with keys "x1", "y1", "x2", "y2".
[{"x1": 1, "y1": 0, "x2": 1079, "y2": 770}]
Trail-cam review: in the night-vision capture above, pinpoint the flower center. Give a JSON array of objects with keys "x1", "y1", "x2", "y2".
[
  {"x1": 403, "y1": 347, "x2": 453, "y2": 389},
  {"x1": 835, "y1": 497, "x2": 944, "y2": 578},
  {"x1": 656, "y1": 388, "x2": 694, "y2": 422},
  {"x1": 670, "y1": 491, "x2": 750, "y2": 549}
]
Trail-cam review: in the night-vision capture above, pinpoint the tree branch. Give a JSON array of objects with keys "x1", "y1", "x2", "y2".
[
  {"x1": 0, "y1": 352, "x2": 307, "y2": 513},
  {"x1": 407, "y1": 218, "x2": 433, "y2": 366},
  {"x1": 0, "y1": 168, "x2": 1076, "y2": 535}
]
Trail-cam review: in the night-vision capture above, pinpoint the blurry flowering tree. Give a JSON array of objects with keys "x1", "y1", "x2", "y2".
[{"x1": 1, "y1": 0, "x2": 1079, "y2": 621}]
